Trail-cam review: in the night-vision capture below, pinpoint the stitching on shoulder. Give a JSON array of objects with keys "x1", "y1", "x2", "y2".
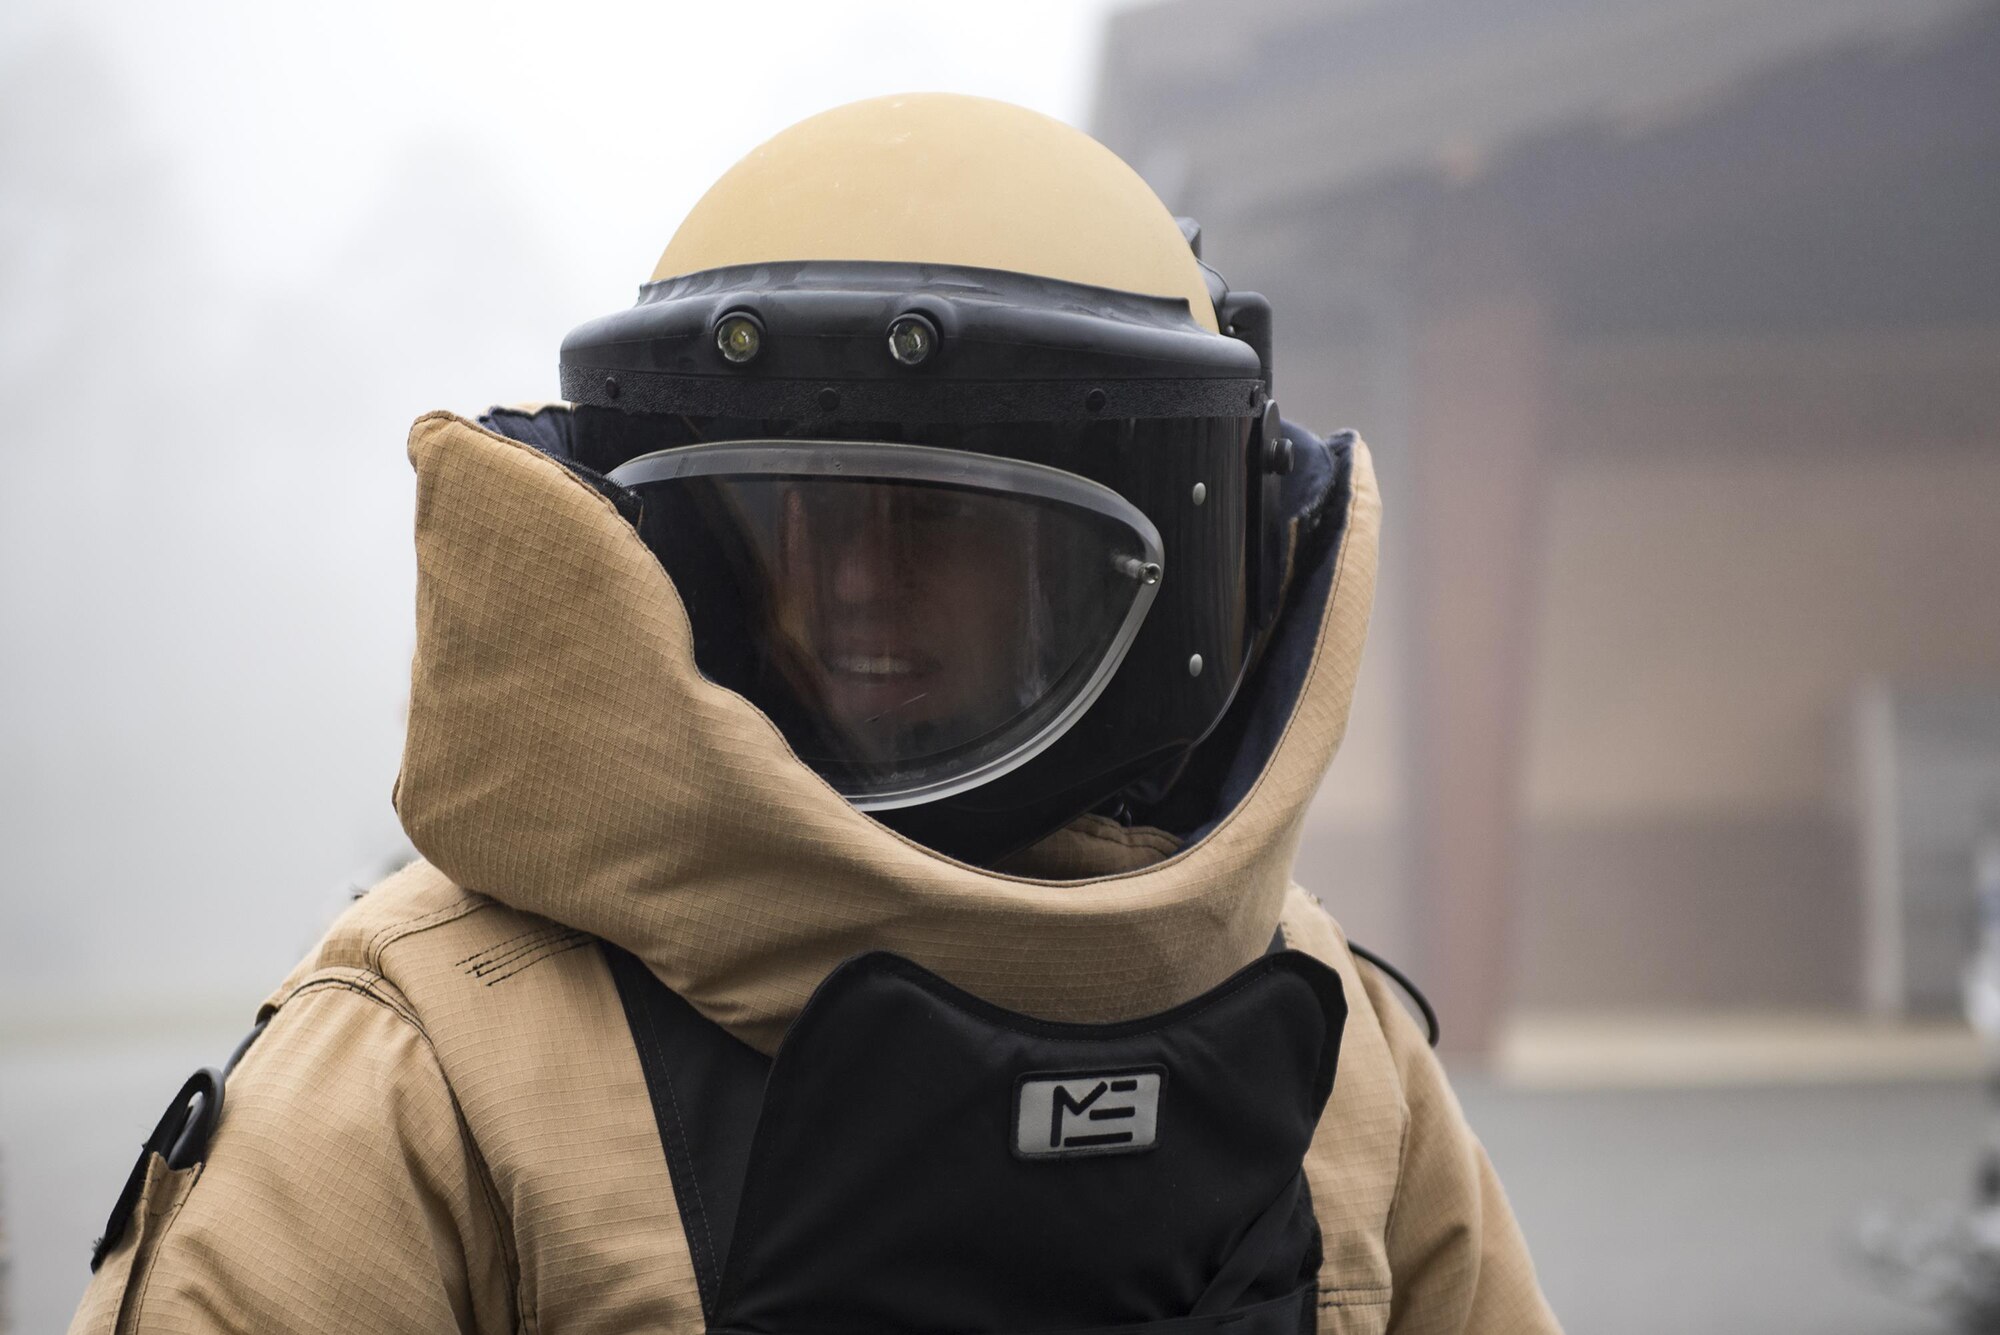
[
  {"x1": 479, "y1": 934, "x2": 594, "y2": 986},
  {"x1": 462, "y1": 925, "x2": 588, "y2": 979},
  {"x1": 454, "y1": 924, "x2": 558, "y2": 967},
  {"x1": 364, "y1": 895, "x2": 492, "y2": 972},
  {"x1": 282, "y1": 972, "x2": 428, "y2": 1035},
  {"x1": 461, "y1": 926, "x2": 567, "y2": 975}
]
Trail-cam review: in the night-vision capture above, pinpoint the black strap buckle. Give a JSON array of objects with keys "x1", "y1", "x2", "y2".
[{"x1": 88, "y1": 1067, "x2": 225, "y2": 1272}]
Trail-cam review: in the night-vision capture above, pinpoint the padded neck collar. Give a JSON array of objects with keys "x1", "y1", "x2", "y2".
[{"x1": 394, "y1": 411, "x2": 1379, "y2": 1052}]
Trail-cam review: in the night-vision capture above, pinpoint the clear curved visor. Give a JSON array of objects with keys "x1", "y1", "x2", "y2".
[{"x1": 608, "y1": 441, "x2": 1164, "y2": 809}]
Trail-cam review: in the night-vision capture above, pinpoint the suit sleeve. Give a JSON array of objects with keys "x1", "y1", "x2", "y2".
[
  {"x1": 69, "y1": 978, "x2": 516, "y2": 1334},
  {"x1": 1359, "y1": 966, "x2": 1563, "y2": 1335}
]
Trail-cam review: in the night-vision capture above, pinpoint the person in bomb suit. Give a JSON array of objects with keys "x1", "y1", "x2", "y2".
[{"x1": 71, "y1": 95, "x2": 1560, "y2": 1335}]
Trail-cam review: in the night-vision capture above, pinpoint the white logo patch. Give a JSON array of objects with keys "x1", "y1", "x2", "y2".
[{"x1": 1014, "y1": 1068, "x2": 1164, "y2": 1159}]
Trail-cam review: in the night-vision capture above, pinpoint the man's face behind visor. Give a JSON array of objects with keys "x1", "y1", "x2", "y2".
[
  {"x1": 772, "y1": 481, "x2": 1031, "y2": 764},
  {"x1": 607, "y1": 437, "x2": 1163, "y2": 809}
]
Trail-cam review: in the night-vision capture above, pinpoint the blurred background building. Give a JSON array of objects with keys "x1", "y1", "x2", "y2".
[
  {"x1": 1095, "y1": 0, "x2": 2000, "y2": 1056},
  {"x1": 4, "y1": 1, "x2": 1999, "y2": 1331}
]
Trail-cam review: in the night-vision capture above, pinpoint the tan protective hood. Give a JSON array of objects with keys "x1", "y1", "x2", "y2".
[{"x1": 393, "y1": 412, "x2": 1379, "y2": 1053}]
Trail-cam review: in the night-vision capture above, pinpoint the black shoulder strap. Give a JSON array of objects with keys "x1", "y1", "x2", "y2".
[
  {"x1": 1347, "y1": 941, "x2": 1441, "y2": 1048},
  {"x1": 88, "y1": 1069, "x2": 221, "y2": 1270},
  {"x1": 89, "y1": 1015, "x2": 268, "y2": 1272},
  {"x1": 1276, "y1": 925, "x2": 1440, "y2": 1047}
]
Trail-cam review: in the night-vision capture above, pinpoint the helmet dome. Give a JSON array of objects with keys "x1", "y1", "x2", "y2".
[{"x1": 652, "y1": 93, "x2": 1219, "y2": 332}]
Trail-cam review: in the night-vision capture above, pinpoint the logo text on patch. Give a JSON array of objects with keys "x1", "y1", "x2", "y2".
[{"x1": 1014, "y1": 1068, "x2": 1164, "y2": 1159}]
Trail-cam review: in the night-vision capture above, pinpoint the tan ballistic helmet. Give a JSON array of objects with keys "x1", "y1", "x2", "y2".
[{"x1": 650, "y1": 93, "x2": 1220, "y2": 333}]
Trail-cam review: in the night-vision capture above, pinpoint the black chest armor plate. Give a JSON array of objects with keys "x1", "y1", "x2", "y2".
[{"x1": 605, "y1": 943, "x2": 1346, "y2": 1335}]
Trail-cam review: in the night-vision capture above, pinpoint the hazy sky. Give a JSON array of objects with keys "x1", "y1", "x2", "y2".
[{"x1": 9, "y1": 0, "x2": 1130, "y2": 331}]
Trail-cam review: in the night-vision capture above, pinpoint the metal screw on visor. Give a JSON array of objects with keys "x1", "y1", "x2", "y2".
[
  {"x1": 886, "y1": 313, "x2": 939, "y2": 366},
  {"x1": 1115, "y1": 555, "x2": 1163, "y2": 586},
  {"x1": 715, "y1": 312, "x2": 764, "y2": 364}
]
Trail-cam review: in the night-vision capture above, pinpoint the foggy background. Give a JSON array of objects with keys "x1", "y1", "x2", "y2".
[{"x1": 5, "y1": 1, "x2": 1999, "y2": 1331}]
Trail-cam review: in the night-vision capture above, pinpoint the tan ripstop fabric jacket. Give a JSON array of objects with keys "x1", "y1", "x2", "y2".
[{"x1": 71, "y1": 413, "x2": 1559, "y2": 1335}]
